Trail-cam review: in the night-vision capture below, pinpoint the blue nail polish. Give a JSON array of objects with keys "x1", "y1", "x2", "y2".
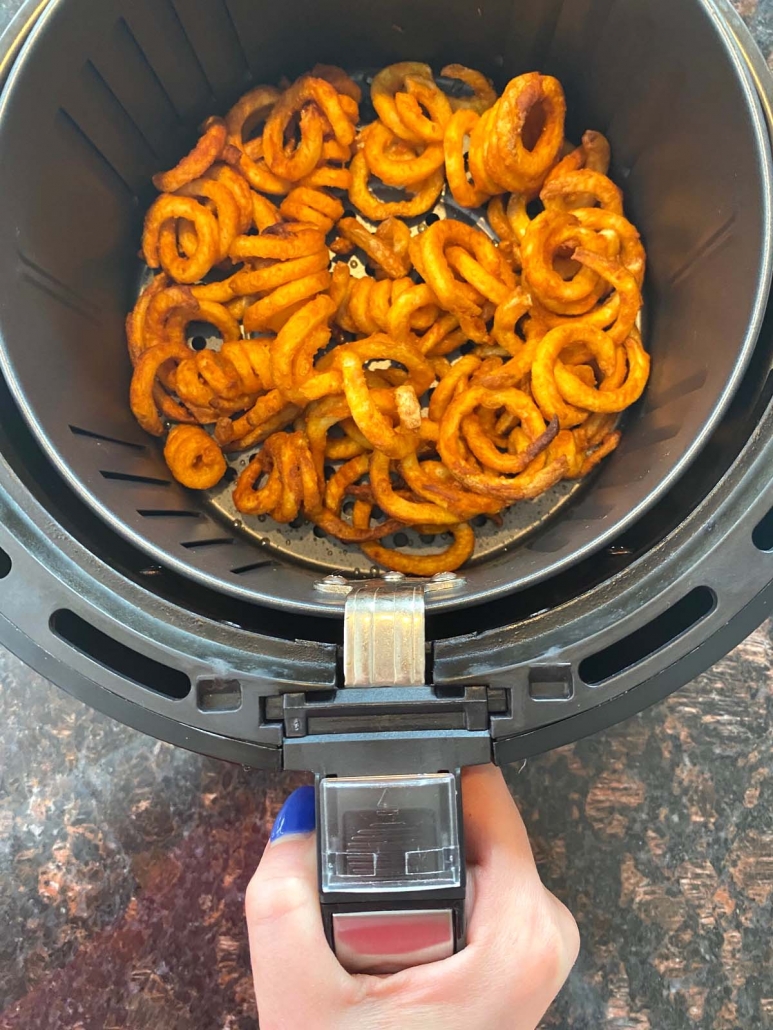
[{"x1": 270, "y1": 785, "x2": 316, "y2": 842}]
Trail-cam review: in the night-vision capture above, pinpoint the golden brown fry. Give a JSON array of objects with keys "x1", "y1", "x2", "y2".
[
  {"x1": 349, "y1": 151, "x2": 444, "y2": 221},
  {"x1": 128, "y1": 61, "x2": 649, "y2": 577},
  {"x1": 440, "y1": 64, "x2": 497, "y2": 114},
  {"x1": 152, "y1": 118, "x2": 227, "y2": 193},
  {"x1": 164, "y1": 425, "x2": 227, "y2": 489},
  {"x1": 354, "y1": 499, "x2": 475, "y2": 574}
]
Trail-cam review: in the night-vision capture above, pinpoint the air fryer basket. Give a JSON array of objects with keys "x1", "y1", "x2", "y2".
[
  {"x1": 0, "y1": 0, "x2": 769, "y2": 616},
  {"x1": 0, "y1": 0, "x2": 771, "y2": 779}
]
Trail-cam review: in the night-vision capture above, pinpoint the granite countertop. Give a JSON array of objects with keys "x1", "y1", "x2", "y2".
[{"x1": 1, "y1": 1, "x2": 773, "y2": 1028}]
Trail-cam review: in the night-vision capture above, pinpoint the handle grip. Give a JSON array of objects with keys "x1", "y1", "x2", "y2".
[{"x1": 316, "y1": 771, "x2": 466, "y2": 974}]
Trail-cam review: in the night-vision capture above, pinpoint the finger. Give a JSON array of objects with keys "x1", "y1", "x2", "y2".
[
  {"x1": 462, "y1": 763, "x2": 537, "y2": 871},
  {"x1": 245, "y1": 787, "x2": 352, "y2": 1026},
  {"x1": 462, "y1": 764, "x2": 544, "y2": 937},
  {"x1": 462, "y1": 765, "x2": 579, "y2": 1002}
]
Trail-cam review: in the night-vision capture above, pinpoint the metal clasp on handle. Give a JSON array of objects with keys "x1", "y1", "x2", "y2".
[
  {"x1": 315, "y1": 570, "x2": 465, "y2": 687},
  {"x1": 344, "y1": 580, "x2": 425, "y2": 687}
]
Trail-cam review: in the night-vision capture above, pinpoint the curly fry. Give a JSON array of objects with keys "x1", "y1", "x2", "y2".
[
  {"x1": 152, "y1": 118, "x2": 227, "y2": 192},
  {"x1": 371, "y1": 62, "x2": 435, "y2": 141},
  {"x1": 362, "y1": 121, "x2": 445, "y2": 188},
  {"x1": 164, "y1": 425, "x2": 226, "y2": 489},
  {"x1": 440, "y1": 64, "x2": 497, "y2": 114},
  {"x1": 393, "y1": 75, "x2": 452, "y2": 144},
  {"x1": 349, "y1": 151, "x2": 444, "y2": 221},
  {"x1": 143, "y1": 195, "x2": 220, "y2": 284},
  {"x1": 130, "y1": 341, "x2": 191, "y2": 436},
  {"x1": 554, "y1": 328, "x2": 649, "y2": 413},
  {"x1": 263, "y1": 76, "x2": 355, "y2": 181},
  {"x1": 444, "y1": 110, "x2": 491, "y2": 208},
  {"x1": 335, "y1": 216, "x2": 412, "y2": 279},
  {"x1": 279, "y1": 185, "x2": 344, "y2": 232},
  {"x1": 354, "y1": 499, "x2": 475, "y2": 575}
]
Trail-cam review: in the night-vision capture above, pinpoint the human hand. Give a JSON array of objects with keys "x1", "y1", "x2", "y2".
[{"x1": 246, "y1": 764, "x2": 579, "y2": 1030}]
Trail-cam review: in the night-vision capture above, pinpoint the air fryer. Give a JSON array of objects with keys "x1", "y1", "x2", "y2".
[{"x1": 0, "y1": 0, "x2": 771, "y2": 970}]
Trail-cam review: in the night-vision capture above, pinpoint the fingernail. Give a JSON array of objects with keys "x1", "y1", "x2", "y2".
[{"x1": 269, "y1": 785, "x2": 316, "y2": 843}]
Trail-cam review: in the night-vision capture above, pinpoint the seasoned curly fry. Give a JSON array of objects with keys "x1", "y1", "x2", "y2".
[
  {"x1": 127, "y1": 59, "x2": 649, "y2": 575},
  {"x1": 164, "y1": 425, "x2": 226, "y2": 489},
  {"x1": 152, "y1": 118, "x2": 227, "y2": 193}
]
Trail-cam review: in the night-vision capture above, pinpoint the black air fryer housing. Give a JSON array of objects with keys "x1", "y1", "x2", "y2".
[{"x1": 0, "y1": 0, "x2": 770, "y2": 775}]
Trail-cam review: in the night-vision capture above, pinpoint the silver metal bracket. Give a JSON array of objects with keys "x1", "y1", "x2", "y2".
[{"x1": 314, "y1": 571, "x2": 466, "y2": 688}]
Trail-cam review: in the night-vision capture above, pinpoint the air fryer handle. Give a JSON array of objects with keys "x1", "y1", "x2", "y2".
[{"x1": 316, "y1": 771, "x2": 467, "y2": 974}]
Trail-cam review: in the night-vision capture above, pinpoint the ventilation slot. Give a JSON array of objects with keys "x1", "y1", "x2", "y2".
[
  {"x1": 752, "y1": 504, "x2": 773, "y2": 551},
  {"x1": 70, "y1": 425, "x2": 145, "y2": 450},
  {"x1": 180, "y1": 537, "x2": 233, "y2": 549},
  {"x1": 50, "y1": 609, "x2": 190, "y2": 699},
  {"x1": 138, "y1": 509, "x2": 201, "y2": 518},
  {"x1": 230, "y1": 560, "x2": 273, "y2": 574},
  {"x1": 197, "y1": 677, "x2": 242, "y2": 712},
  {"x1": 529, "y1": 665, "x2": 573, "y2": 701},
  {"x1": 579, "y1": 587, "x2": 715, "y2": 686},
  {"x1": 100, "y1": 470, "x2": 170, "y2": 486}
]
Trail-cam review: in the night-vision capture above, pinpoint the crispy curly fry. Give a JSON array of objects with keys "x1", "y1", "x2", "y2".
[
  {"x1": 230, "y1": 251, "x2": 331, "y2": 296},
  {"x1": 362, "y1": 121, "x2": 445, "y2": 188},
  {"x1": 130, "y1": 341, "x2": 192, "y2": 436},
  {"x1": 555, "y1": 327, "x2": 649, "y2": 412},
  {"x1": 349, "y1": 151, "x2": 444, "y2": 221},
  {"x1": 444, "y1": 110, "x2": 491, "y2": 208},
  {"x1": 129, "y1": 61, "x2": 648, "y2": 576},
  {"x1": 338, "y1": 353, "x2": 419, "y2": 459},
  {"x1": 521, "y1": 209, "x2": 613, "y2": 316},
  {"x1": 543, "y1": 130, "x2": 611, "y2": 208},
  {"x1": 250, "y1": 193, "x2": 283, "y2": 232},
  {"x1": 176, "y1": 178, "x2": 240, "y2": 263},
  {"x1": 353, "y1": 498, "x2": 475, "y2": 574},
  {"x1": 441, "y1": 64, "x2": 497, "y2": 114},
  {"x1": 141, "y1": 284, "x2": 199, "y2": 351},
  {"x1": 467, "y1": 106, "x2": 502, "y2": 195},
  {"x1": 152, "y1": 118, "x2": 227, "y2": 193},
  {"x1": 202, "y1": 164, "x2": 254, "y2": 234},
  {"x1": 439, "y1": 386, "x2": 565, "y2": 501},
  {"x1": 279, "y1": 185, "x2": 344, "y2": 232},
  {"x1": 400, "y1": 453, "x2": 502, "y2": 519},
  {"x1": 393, "y1": 75, "x2": 452, "y2": 144},
  {"x1": 143, "y1": 195, "x2": 220, "y2": 284},
  {"x1": 571, "y1": 247, "x2": 642, "y2": 344},
  {"x1": 126, "y1": 273, "x2": 169, "y2": 364},
  {"x1": 311, "y1": 64, "x2": 362, "y2": 103},
  {"x1": 531, "y1": 323, "x2": 617, "y2": 427},
  {"x1": 225, "y1": 85, "x2": 281, "y2": 147},
  {"x1": 371, "y1": 62, "x2": 435, "y2": 141},
  {"x1": 230, "y1": 222, "x2": 325, "y2": 261},
  {"x1": 541, "y1": 168, "x2": 623, "y2": 214},
  {"x1": 489, "y1": 74, "x2": 566, "y2": 194},
  {"x1": 369, "y1": 450, "x2": 458, "y2": 525},
  {"x1": 263, "y1": 76, "x2": 355, "y2": 181},
  {"x1": 336, "y1": 216, "x2": 412, "y2": 279},
  {"x1": 243, "y1": 270, "x2": 332, "y2": 333},
  {"x1": 410, "y1": 219, "x2": 512, "y2": 340},
  {"x1": 237, "y1": 137, "x2": 293, "y2": 195},
  {"x1": 164, "y1": 425, "x2": 226, "y2": 489}
]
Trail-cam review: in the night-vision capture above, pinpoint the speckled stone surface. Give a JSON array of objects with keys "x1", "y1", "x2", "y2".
[{"x1": 1, "y1": 1, "x2": 773, "y2": 1028}]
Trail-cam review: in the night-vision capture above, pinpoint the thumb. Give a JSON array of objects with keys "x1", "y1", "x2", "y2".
[{"x1": 245, "y1": 786, "x2": 351, "y2": 1027}]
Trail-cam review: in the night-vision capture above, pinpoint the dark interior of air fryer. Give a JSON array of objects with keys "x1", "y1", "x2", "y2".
[{"x1": 0, "y1": 0, "x2": 771, "y2": 635}]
